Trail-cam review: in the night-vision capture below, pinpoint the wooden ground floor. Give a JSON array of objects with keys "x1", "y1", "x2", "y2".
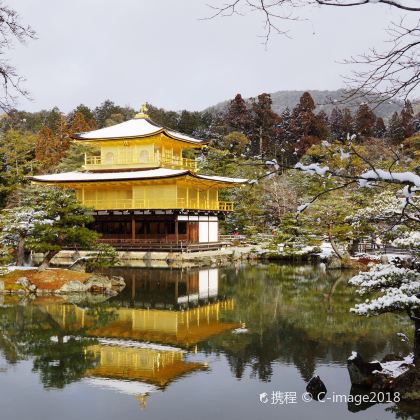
[{"x1": 91, "y1": 212, "x2": 222, "y2": 251}]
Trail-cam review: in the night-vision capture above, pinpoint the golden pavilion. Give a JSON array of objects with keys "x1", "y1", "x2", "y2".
[{"x1": 30, "y1": 105, "x2": 247, "y2": 251}]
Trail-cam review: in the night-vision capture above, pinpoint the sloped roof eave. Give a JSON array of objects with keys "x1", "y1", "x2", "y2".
[{"x1": 28, "y1": 170, "x2": 248, "y2": 185}]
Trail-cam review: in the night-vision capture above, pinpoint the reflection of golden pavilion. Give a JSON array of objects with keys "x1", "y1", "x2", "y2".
[
  {"x1": 112, "y1": 267, "x2": 221, "y2": 307},
  {"x1": 45, "y1": 299, "x2": 238, "y2": 348},
  {"x1": 85, "y1": 343, "x2": 206, "y2": 388}
]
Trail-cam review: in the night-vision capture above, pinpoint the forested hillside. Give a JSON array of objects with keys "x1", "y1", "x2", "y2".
[{"x1": 207, "y1": 89, "x2": 406, "y2": 119}]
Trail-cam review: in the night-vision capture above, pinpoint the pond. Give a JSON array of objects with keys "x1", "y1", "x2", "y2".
[{"x1": 0, "y1": 263, "x2": 418, "y2": 420}]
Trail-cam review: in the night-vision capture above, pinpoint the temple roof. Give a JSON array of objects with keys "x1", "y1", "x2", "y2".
[
  {"x1": 72, "y1": 117, "x2": 207, "y2": 144},
  {"x1": 29, "y1": 168, "x2": 248, "y2": 185}
]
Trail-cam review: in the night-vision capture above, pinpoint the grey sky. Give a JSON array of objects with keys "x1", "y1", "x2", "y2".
[{"x1": 10, "y1": 0, "x2": 401, "y2": 113}]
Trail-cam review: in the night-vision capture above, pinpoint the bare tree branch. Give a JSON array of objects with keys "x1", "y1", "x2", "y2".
[
  {"x1": 0, "y1": 2, "x2": 36, "y2": 112},
  {"x1": 208, "y1": 0, "x2": 420, "y2": 103}
]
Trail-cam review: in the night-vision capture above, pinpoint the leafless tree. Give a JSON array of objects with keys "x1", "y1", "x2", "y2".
[
  {"x1": 208, "y1": 0, "x2": 420, "y2": 105},
  {"x1": 0, "y1": 2, "x2": 35, "y2": 112},
  {"x1": 262, "y1": 175, "x2": 298, "y2": 223}
]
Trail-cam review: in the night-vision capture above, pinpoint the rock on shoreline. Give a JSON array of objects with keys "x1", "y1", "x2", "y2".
[
  {"x1": 0, "y1": 268, "x2": 125, "y2": 296},
  {"x1": 347, "y1": 351, "x2": 418, "y2": 401}
]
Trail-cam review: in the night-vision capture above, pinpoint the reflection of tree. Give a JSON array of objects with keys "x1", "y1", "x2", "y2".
[
  {"x1": 203, "y1": 264, "x2": 411, "y2": 382},
  {"x1": 0, "y1": 303, "x2": 118, "y2": 389},
  {"x1": 386, "y1": 402, "x2": 420, "y2": 420},
  {"x1": 32, "y1": 335, "x2": 96, "y2": 389}
]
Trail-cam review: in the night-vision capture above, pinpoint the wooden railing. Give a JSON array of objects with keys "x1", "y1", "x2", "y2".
[
  {"x1": 84, "y1": 154, "x2": 198, "y2": 171},
  {"x1": 96, "y1": 238, "x2": 225, "y2": 251},
  {"x1": 82, "y1": 198, "x2": 234, "y2": 211}
]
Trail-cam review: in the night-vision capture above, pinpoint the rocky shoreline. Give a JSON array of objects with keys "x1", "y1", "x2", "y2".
[
  {"x1": 348, "y1": 352, "x2": 420, "y2": 401},
  {"x1": 0, "y1": 268, "x2": 125, "y2": 297}
]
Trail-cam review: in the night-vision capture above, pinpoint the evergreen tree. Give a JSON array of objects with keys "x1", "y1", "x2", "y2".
[
  {"x1": 290, "y1": 92, "x2": 322, "y2": 158},
  {"x1": 94, "y1": 100, "x2": 134, "y2": 128},
  {"x1": 341, "y1": 108, "x2": 354, "y2": 138},
  {"x1": 35, "y1": 117, "x2": 71, "y2": 172},
  {"x1": 278, "y1": 107, "x2": 295, "y2": 165},
  {"x1": 400, "y1": 100, "x2": 415, "y2": 139},
  {"x1": 0, "y1": 130, "x2": 37, "y2": 207},
  {"x1": 374, "y1": 117, "x2": 386, "y2": 138},
  {"x1": 19, "y1": 187, "x2": 99, "y2": 268},
  {"x1": 315, "y1": 110, "x2": 329, "y2": 140},
  {"x1": 223, "y1": 93, "x2": 252, "y2": 135},
  {"x1": 250, "y1": 93, "x2": 282, "y2": 158},
  {"x1": 69, "y1": 111, "x2": 96, "y2": 134},
  {"x1": 219, "y1": 131, "x2": 250, "y2": 155},
  {"x1": 329, "y1": 107, "x2": 344, "y2": 140},
  {"x1": 147, "y1": 104, "x2": 179, "y2": 129},
  {"x1": 387, "y1": 112, "x2": 405, "y2": 143},
  {"x1": 177, "y1": 110, "x2": 203, "y2": 135},
  {"x1": 355, "y1": 103, "x2": 376, "y2": 138},
  {"x1": 67, "y1": 104, "x2": 95, "y2": 126}
]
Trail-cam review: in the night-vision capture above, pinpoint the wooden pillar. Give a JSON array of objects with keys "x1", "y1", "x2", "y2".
[
  {"x1": 175, "y1": 219, "x2": 179, "y2": 244},
  {"x1": 131, "y1": 215, "x2": 136, "y2": 241}
]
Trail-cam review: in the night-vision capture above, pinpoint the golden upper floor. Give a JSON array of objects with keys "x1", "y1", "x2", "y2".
[
  {"x1": 82, "y1": 136, "x2": 198, "y2": 171},
  {"x1": 73, "y1": 108, "x2": 207, "y2": 172}
]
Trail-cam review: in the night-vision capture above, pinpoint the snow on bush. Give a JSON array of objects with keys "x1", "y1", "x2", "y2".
[
  {"x1": 294, "y1": 162, "x2": 329, "y2": 176},
  {"x1": 0, "y1": 207, "x2": 54, "y2": 247},
  {"x1": 347, "y1": 191, "x2": 404, "y2": 228},
  {"x1": 359, "y1": 169, "x2": 420, "y2": 187},
  {"x1": 349, "y1": 263, "x2": 420, "y2": 315},
  {"x1": 392, "y1": 231, "x2": 420, "y2": 249}
]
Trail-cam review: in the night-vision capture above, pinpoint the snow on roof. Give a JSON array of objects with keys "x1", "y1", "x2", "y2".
[
  {"x1": 30, "y1": 168, "x2": 248, "y2": 185},
  {"x1": 82, "y1": 377, "x2": 157, "y2": 396},
  {"x1": 197, "y1": 174, "x2": 249, "y2": 184},
  {"x1": 73, "y1": 117, "x2": 205, "y2": 144}
]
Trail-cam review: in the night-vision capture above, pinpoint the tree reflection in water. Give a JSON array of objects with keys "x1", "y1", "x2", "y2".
[
  {"x1": 201, "y1": 264, "x2": 411, "y2": 383},
  {"x1": 0, "y1": 263, "x2": 414, "y2": 416}
]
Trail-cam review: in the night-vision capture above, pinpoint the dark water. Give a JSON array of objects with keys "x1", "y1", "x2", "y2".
[{"x1": 0, "y1": 263, "x2": 418, "y2": 420}]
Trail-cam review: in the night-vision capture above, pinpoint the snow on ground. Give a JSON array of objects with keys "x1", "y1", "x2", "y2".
[
  {"x1": 1, "y1": 266, "x2": 38, "y2": 272},
  {"x1": 317, "y1": 242, "x2": 334, "y2": 259},
  {"x1": 375, "y1": 354, "x2": 414, "y2": 378}
]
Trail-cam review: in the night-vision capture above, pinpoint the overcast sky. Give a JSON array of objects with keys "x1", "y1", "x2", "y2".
[{"x1": 10, "y1": 0, "x2": 402, "y2": 113}]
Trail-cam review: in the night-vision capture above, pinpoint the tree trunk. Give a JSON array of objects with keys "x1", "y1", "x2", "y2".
[
  {"x1": 414, "y1": 317, "x2": 420, "y2": 367},
  {"x1": 38, "y1": 250, "x2": 59, "y2": 270},
  {"x1": 16, "y1": 238, "x2": 25, "y2": 266},
  {"x1": 327, "y1": 223, "x2": 342, "y2": 260}
]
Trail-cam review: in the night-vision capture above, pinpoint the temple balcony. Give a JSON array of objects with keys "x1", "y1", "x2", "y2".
[
  {"x1": 84, "y1": 154, "x2": 198, "y2": 171},
  {"x1": 82, "y1": 198, "x2": 234, "y2": 212}
]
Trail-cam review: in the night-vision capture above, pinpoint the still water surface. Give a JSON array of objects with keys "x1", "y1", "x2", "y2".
[{"x1": 0, "y1": 263, "x2": 418, "y2": 420}]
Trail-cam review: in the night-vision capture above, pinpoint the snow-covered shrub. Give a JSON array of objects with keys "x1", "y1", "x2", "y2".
[{"x1": 349, "y1": 263, "x2": 420, "y2": 315}]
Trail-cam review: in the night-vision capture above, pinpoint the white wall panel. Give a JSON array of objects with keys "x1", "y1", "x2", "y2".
[
  {"x1": 209, "y1": 221, "x2": 218, "y2": 242},
  {"x1": 199, "y1": 221, "x2": 209, "y2": 243}
]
